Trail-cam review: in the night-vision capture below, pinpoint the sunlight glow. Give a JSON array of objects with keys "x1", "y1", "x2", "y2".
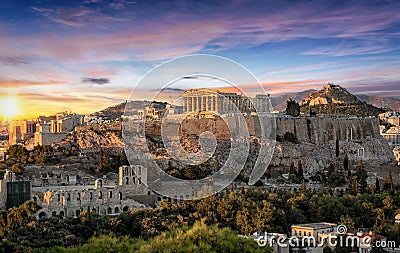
[{"x1": 0, "y1": 96, "x2": 21, "y2": 120}]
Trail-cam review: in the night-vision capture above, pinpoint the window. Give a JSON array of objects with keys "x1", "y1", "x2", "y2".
[
  {"x1": 99, "y1": 191, "x2": 103, "y2": 199},
  {"x1": 109, "y1": 191, "x2": 113, "y2": 198},
  {"x1": 358, "y1": 148, "x2": 365, "y2": 157},
  {"x1": 77, "y1": 193, "x2": 81, "y2": 201},
  {"x1": 90, "y1": 192, "x2": 93, "y2": 200}
]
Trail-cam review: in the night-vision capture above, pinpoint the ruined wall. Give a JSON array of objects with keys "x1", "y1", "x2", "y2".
[
  {"x1": 275, "y1": 116, "x2": 380, "y2": 144},
  {"x1": 146, "y1": 115, "x2": 380, "y2": 145}
]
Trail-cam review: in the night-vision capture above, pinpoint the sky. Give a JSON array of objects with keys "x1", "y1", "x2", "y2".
[{"x1": 0, "y1": 0, "x2": 400, "y2": 120}]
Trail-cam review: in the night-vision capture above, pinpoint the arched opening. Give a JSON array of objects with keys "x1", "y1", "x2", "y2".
[
  {"x1": 119, "y1": 191, "x2": 122, "y2": 200},
  {"x1": 99, "y1": 191, "x2": 103, "y2": 199},
  {"x1": 109, "y1": 191, "x2": 113, "y2": 198},
  {"x1": 39, "y1": 212, "x2": 46, "y2": 219},
  {"x1": 77, "y1": 192, "x2": 81, "y2": 201},
  {"x1": 76, "y1": 210, "x2": 81, "y2": 217},
  {"x1": 91, "y1": 208, "x2": 97, "y2": 214},
  {"x1": 114, "y1": 207, "x2": 120, "y2": 213},
  {"x1": 51, "y1": 211, "x2": 57, "y2": 217},
  {"x1": 125, "y1": 177, "x2": 129, "y2": 185},
  {"x1": 138, "y1": 178, "x2": 141, "y2": 184},
  {"x1": 90, "y1": 192, "x2": 93, "y2": 200},
  {"x1": 57, "y1": 194, "x2": 61, "y2": 202},
  {"x1": 107, "y1": 207, "x2": 112, "y2": 214},
  {"x1": 67, "y1": 193, "x2": 71, "y2": 201},
  {"x1": 123, "y1": 206, "x2": 129, "y2": 212},
  {"x1": 132, "y1": 177, "x2": 136, "y2": 184},
  {"x1": 59, "y1": 211, "x2": 65, "y2": 217}
]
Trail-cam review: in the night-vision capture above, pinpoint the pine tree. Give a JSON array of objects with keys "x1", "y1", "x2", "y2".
[
  {"x1": 289, "y1": 161, "x2": 295, "y2": 176},
  {"x1": 344, "y1": 152, "x2": 350, "y2": 178},
  {"x1": 355, "y1": 161, "x2": 367, "y2": 194},
  {"x1": 386, "y1": 168, "x2": 393, "y2": 191},
  {"x1": 335, "y1": 139, "x2": 340, "y2": 158},
  {"x1": 296, "y1": 160, "x2": 304, "y2": 179},
  {"x1": 375, "y1": 178, "x2": 381, "y2": 193}
]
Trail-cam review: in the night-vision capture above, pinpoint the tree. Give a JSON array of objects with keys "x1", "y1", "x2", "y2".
[
  {"x1": 289, "y1": 161, "x2": 295, "y2": 176},
  {"x1": 355, "y1": 161, "x2": 367, "y2": 194},
  {"x1": 6, "y1": 145, "x2": 28, "y2": 164},
  {"x1": 11, "y1": 163, "x2": 24, "y2": 174},
  {"x1": 386, "y1": 168, "x2": 394, "y2": 191},
  {"x1": 285, "y1": 99, "x2": 300, "y2": 117},
  {"x1": 375, "y1": 178, "x2": 380, "y2": 193},
  {"x1": 301, "y1": 180, "x2": 307, "y2": 193},
  {"x1": 343, "y1": 152, "x2": 350, "y2": 178},
  {"x1": 296, "y1": 160, "x2": 304, "y2": 179},
  {"x1": 335, "y1": 139, "x2": 340, "y2": 158}
]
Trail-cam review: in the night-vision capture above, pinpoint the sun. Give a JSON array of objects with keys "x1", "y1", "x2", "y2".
[{"x1": 0, "y1": 96, "x2": 21, "y2": 120}]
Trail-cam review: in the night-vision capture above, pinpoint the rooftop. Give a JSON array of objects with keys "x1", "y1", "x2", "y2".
[{"x1": 292, "y1": 222, "x2": 336, "y2": 230}]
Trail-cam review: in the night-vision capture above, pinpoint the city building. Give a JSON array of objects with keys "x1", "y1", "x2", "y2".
[{"x1": 291, "y1": 222, "x2": 337, "y2": 239}]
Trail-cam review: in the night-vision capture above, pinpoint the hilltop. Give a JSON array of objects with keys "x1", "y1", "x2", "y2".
[{"x1": 299, "y1": 83, "x2": 384, "y2": 116}]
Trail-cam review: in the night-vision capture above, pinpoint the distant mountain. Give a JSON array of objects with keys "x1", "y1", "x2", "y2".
[
  {"x1": 300, "y1": 83, "x2": 383, "y2": 116},
  {"x1": 356, "y1": 94, "x2": 400, "y2": 111},
  {"x1": 270, "y1": 89, "x2": 316, "y2": 111}
]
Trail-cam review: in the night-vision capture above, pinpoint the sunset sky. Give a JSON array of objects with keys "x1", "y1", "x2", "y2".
[{"x1": 0, "y1": 0, "x2": 400, "y2": 120}]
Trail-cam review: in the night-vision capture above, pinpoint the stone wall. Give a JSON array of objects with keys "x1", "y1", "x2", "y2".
[{"x1": 275, "y1": 115, "x2": 380, "y2": 144}]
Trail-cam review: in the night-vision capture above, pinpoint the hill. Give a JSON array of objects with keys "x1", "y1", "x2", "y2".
[{"x1": 300, "y1": 83, "x2": 384, "y2": 116}]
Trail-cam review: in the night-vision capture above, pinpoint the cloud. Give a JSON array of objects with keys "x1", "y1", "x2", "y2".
[
  {"x1": 31, "y1": 6, "x2": 121, "y2": 27},
  {"x1": 82, "y1": 77, "x2": 110, "y2": 85},
  {"x1": 150, "y1": 87, "x2": 186, "y2": 94},
  {"x1": 0, "y1": 79, "x2": 66, "y2": 88},
  {"x1": 0, "y1": 56, "x2": 30, "y2": 65}
]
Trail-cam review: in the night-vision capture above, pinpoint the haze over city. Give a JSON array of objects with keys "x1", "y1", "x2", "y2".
[{"x1": 0, "y1": 0, "x2": 400, "y2": 119}]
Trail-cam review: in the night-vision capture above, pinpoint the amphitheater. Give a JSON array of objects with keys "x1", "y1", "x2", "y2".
[{"x1": 32, "y1": 165, "x2": 157, "y2": 218}]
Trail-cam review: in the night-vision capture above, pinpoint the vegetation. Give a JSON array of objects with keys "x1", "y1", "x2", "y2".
[
  {"x1": 276, "y1": 132, "x2": 299, "y2": 144},
  {"x1": 1, "y1": 188, "x2": 400, "y2": 252},
  {"x1": 285, "y1": 99, "x2": 300, "y2": 117}
]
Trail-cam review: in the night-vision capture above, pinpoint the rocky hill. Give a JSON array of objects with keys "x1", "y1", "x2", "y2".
[
  {"x1": 300, "y1": 83, "x2": 384, "y2": 116},
  {"x1": 270, "y1": 86, "x2": 400, "y2": 112}
]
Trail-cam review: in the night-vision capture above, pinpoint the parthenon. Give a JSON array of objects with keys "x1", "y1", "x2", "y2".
[{"x1": 182, "y1": 88, "x2": 270, "y2": 114}]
